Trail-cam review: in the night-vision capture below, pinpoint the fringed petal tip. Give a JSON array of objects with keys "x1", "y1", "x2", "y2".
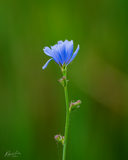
[
  {"x1": 58, "y1": 40, "x2": 63, "y2": 44},
  {"x1": 42, "y1": 58, "x2": 53, "y2": 69},
  {"x1": 43, "y1": 47, "x2": 53, "y2": 57}
]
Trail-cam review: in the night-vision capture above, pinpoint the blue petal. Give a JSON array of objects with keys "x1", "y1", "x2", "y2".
[
  {"x1": 44, "y1": 46, "x2": 59, "y2": 64},
  {"x1": 58, "y1": 42, "x2": 66, "y2": 65},
  {"x1": 51, "y1": 45, "x2": 62, "y2": 64},
  {"x1": 67, "y1": 45, "x2": 79, "y2": 65},
  {"x1": 42, "y1": 58, "x2": 53, "y2": 69},
  {"x1": 65, "y1": 40, "x2": 73, "y2": 63},
  {"x1": 43, "y1": 47, "x2": 53, "y2": 57}
]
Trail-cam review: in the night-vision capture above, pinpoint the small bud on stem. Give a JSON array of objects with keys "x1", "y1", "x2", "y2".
[
  {"x1": 58, "y1": 76, "x2": 68, "y2": 88},
  {"x1": 54, "y1": 134, "x2": 65, "y2": 145},
  {"x1": 69, "y1": 100, "x2": 82, "y2": 112}
]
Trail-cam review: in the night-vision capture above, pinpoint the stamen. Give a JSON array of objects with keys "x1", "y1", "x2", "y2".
[
  {"x1": 66, "y1": 60, "x2": 70, "y2": 64},
  {"x1": 59, "y1": 61, "x2": 62, "y2": 67}
]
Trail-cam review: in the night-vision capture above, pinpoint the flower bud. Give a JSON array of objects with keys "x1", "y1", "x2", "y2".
[
  {"x1": 54, "y1": 134, "x2": 64, "y2": 145},
  {"x1": 58, "y1": 76, "x2": 68, "y2": 88},
  {"x1": 69, "y1": 100, "x2": 81, "y2": 112}
]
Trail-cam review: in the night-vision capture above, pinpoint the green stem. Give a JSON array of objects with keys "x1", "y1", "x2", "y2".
[{"x1": 62, "y1": 71, "x2": 70, "y2": 160}]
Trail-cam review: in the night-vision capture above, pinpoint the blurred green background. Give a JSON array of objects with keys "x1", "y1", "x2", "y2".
[{"x1": 0, "y1": 0, "x2": 128, "y2": 160}]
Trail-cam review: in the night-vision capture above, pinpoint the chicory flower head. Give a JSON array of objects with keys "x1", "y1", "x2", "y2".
[{"x1": 42, "y1": 40, "x2": 79, "y2": 69}]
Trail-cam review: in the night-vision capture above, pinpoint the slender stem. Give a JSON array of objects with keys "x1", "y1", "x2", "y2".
[{"x1": 62, "y1": 71, "x2": 70, "y2": 160}]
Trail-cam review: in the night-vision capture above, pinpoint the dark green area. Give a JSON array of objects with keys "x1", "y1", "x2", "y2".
[{"x1": 0, "y1": 0, "x2": 128, "y2": 160}]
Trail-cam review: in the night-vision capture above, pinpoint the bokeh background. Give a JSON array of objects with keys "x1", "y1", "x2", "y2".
[{"x1": 0, "y1": 0, "x2": 128, "y2": 160}]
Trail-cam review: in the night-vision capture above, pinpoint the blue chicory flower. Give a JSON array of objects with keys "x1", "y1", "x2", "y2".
[{"x1": 42, "y1": 40, "x2": 79, "y2": 69}]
